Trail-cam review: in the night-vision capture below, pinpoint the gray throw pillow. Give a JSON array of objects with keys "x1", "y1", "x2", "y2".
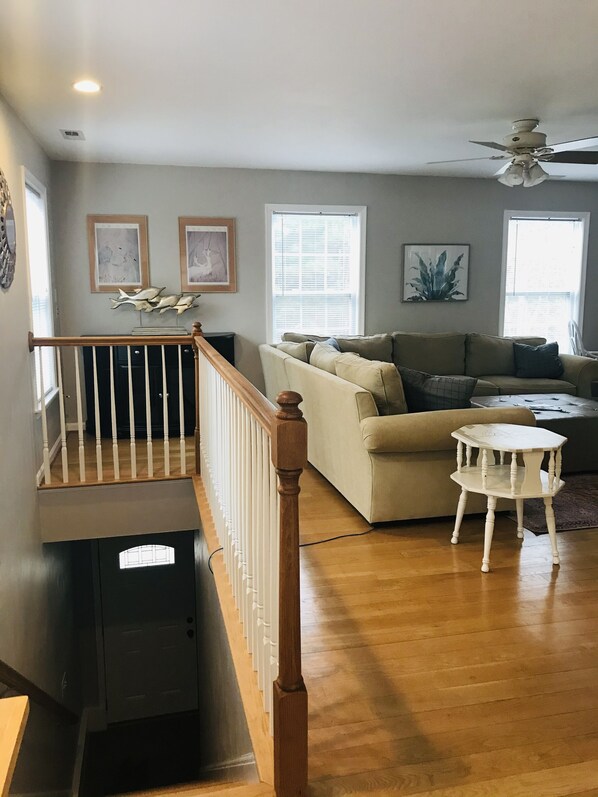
[
  {"x1": 398, "y1": 366, "x2": 477, "y2": 412},
  {"x1": 513, "y1": 341, "x2": 564, "y2": 378}
]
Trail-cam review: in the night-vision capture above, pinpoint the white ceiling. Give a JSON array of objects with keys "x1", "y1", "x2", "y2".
[{"x1": 2, "y1": 0, "x2": 598, "y2": 180}]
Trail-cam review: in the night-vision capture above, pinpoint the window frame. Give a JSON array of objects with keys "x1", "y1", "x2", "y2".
[
  {"x1": 22, "y1": 167, "x2": 57, "y2": 409},
  {"x1": 498, "y1": 209, "x2": 590, "y2": 346},
  {"x1": 265, "y1": 203, "x2": 367, "y2": 343}
]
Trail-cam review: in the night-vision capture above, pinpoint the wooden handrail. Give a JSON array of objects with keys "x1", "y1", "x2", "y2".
[
  {"x1": 0, "y1": 696, "x2": 29, "y2": 797},
  {"x1": 29, "y1": 332, "x2": 193, "y2": 350},
  {"x1": 0, "y1": 659, "x2": 77, "y2": 725}
]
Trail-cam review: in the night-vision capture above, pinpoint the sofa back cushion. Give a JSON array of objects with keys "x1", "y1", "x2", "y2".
[
  {"x1": 466, "y1": 333, "x2": 547, "y2": 377},
  {"x1": 391, "y1": 332, "x2": 466, "y2": 375},
  {"x1": 336, "y1": 333, "x2": 393, "y2": 362},
  {"x1": 335, "y1": 353, "x2": 407, "y2": 415},
  {"x1": 282, "y1": 332, "x2": 328, "y2": 343},
  {"x1": 310, "y1": 341, "x2": 343, "y2": 373}
]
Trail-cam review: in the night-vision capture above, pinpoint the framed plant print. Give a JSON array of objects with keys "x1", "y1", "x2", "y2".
[
  {"x1": 179, "y1": 216, "x2": 236, "y2": 293},
  {"x1": 88, "y1": 214, "x2": 149, "y2": 293},
  {"x1": 402, "y1": 244, "x2": 469, "y2": 302}
]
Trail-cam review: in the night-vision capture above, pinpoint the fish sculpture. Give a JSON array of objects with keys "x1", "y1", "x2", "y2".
[
  {"x1": 113, "y1": 286, "x2": 165, "y2": 303},
  {"x1": 152, "y1": 294, "x2": 182, "y2": 313},
  {"x1": 173, "y1": 295, "x2": 200, "y2": 315},
  {"x1": 110, "y1": 297, "x2": 155, "y2": 312}
]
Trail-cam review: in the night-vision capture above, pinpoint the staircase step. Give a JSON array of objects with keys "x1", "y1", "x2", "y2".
[{"x1": 114, "y1": 779, "x2": 273, "y2": 797}]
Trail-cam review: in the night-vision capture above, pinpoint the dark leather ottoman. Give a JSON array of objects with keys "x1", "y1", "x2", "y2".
[{"x1": 470, "y1": 393, "x2": 598, "y2": 473}]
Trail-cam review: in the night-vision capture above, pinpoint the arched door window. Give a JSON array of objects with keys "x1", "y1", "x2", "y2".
[{"x1": 118, "y1": 544, "x2": 175, "y2": 570}]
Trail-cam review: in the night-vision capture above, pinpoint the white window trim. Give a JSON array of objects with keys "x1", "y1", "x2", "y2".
[
  {"x1": 265, "y1": 203, "x2": 367, "y2": 343},
  {"x1": 21, "y1": 166, "x2": 58, "y2": 411},
  {"x1": 498, "y1": 209, "x2": 590, "y2": 337}
]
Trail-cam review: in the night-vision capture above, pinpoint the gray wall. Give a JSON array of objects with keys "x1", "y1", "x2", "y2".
[
  {"x1": 0, "y1": 94, "x2": 78, "y2": 788},
  {"x1": 51, "y1": 160, "x2": 598, "y2": 388}
]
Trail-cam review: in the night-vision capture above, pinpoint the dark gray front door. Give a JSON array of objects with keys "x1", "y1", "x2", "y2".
[{"x1": 99, "y1": 531, "x2": 198, "y2": 723}]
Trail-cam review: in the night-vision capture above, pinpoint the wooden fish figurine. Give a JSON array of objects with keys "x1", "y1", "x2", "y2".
[
  {"x1": 152, "y1": 294, "x2": 182, "y2": 313},
  {"x1": 114, "y1": 286, "x2": 164, "y2": 302},
  {"x1": 110, "y1": 297, "x2": 154, "y2": 312},
  {"x1": 173, "y1": 294, "x2": 200, "y2": 315}
]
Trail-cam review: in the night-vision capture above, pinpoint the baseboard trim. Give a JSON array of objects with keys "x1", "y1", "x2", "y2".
[
  {"x1": 70, "y1": 707, "x2": 89, "y2": 797},
  {"x1": 36, "y1": 436, "x2": 62, "y2": 487}
]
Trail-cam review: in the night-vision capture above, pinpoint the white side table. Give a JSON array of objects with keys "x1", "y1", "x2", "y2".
[{"x1": 450, "y1": 423, "x2": 567, "y2": 573}]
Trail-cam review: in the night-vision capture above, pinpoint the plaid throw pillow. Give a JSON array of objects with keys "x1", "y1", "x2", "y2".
[{"x1": 398, "y1": 366, "x2": 477, "y2": 412}]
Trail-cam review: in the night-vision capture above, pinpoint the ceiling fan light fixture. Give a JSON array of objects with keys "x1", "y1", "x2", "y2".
[
  {"x1": 523, "y1": 161, "x2": 549, "y2": 187},
  {"x1": 498, "y1": 163, "x2": 525, "y2": 187}
]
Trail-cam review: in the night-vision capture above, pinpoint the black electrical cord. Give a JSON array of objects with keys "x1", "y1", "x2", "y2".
[
  {"x1": 207, "y1": 546, "x2": 223, "y2": 574},
  {"x1": 300, "y1": 528, "x2": 373, "y2": 547}
]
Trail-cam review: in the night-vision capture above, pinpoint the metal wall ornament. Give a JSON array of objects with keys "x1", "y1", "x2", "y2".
[{"x1": 0, "y1": 168, "x2": 16, "y2": 290}]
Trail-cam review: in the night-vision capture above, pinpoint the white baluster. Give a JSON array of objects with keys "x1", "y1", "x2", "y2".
[
  {"x1": 109, "y1": 346, "x2": 120, "y2": 480},
  {"x1": 466, "y1": 444, "x2": 472, "y2": 467},
  {"x1": 37, "y1": 348, "x2": 51, "y2": 484},
  {"x1": 499, "y1": 450, "x2": 505, "y2": 465},
  {"x1": 456, "y1": 440, "x2": 463, "y2": 472},
  {"x1": 74, "y1": 347, "x2": 86, "y2": 482},
  {"x1": 178, "y1": 345, "x2": 186, "y2": 474},
  {"x1": 144, "y1": 347, "x2": 153, "y2": 478},
  {"x1": 92, "y1": 347, "x2": 103, "y2": 481},
  {"x1": 161, "y1": 345, "x2": 170, "y2": 477},
  {"x1": 127, "y1": 347, "x2": 137, "y2": 479},
  {"x1": 481, "y1": 448, "x2": 488, "y2": 489},
  {"x1": 55, "y1": 347, "x2": 68, "y2": 483},
  {"x1": 556, "y1": 447, "x2": 562, "y2": 483},
  {"x1": 548, "y1": 449, "x2": 556, "y2": 490}
]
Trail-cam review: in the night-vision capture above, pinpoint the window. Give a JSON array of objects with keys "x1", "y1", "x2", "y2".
[
  {"x1": 119, "y1": 544, "x2": 175, "y2": 570},
  {"x1": 24, "y1": 171, "x2": 56, "y2": 403},
  {"x1": 266, "y1": 204, "x2": 366, "y2": 342},
  {"x1": 500, "y1": 211, "x2": 589, "y2": 353}
]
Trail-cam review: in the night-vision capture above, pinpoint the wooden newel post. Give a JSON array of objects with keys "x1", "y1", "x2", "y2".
[
  {"x1": 191, "y1": 322, "x2": 204, "y2": 475},
  {"x1": 271, "y1": 390, "x2": 308, "y2": 797}
]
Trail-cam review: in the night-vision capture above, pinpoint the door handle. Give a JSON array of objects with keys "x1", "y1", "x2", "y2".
[{"x1": 158, "y1": 393, "x2": 170, "y2": 399}]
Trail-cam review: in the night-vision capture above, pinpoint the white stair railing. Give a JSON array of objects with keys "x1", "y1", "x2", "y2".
[
  {"x1": 193, "y1": 330, "x2": 307, "y2": 797},
  {"x1": 28, "y1": 333, "x2": 195, "y2": 486}
]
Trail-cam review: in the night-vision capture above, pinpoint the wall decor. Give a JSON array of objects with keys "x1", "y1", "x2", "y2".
[
  {"x1": 88, "y1": 214, "x2": 149, "y2": 293},
  {"x1": 402, "y1": 244, "x2": 469, "y2": 302},
  {"x1": 0, "y1": 167, "x2": 16, "y2": 290},
  {"x1": 179, "y1": 216, "x2": 236, "y2": 293},
  {"x1": 110, "y1": 286, "x2": 200, "y2": 315}
]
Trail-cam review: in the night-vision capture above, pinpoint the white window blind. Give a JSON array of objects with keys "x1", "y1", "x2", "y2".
[
  {"x1": 502, "y1": 214, "x2": 588, "y2": 353},
  {"x1": 268, "y1": 206, "x2": 365, "y2": 342},
  {"x1": 25, "y1": 179, "x2": 57, "y2": 402}
]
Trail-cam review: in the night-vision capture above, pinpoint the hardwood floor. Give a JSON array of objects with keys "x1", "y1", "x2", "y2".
[
  {"x1": 299, "y1": 465, "x2": 598, "y2": 796},
  {"x1": 44, "y1": 432, "x2": 195, "y2": 486}
]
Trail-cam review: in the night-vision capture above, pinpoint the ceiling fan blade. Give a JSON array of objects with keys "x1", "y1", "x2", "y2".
[
  {"x1": 548, "y1": 135, "x2": 598, "y2": 153},
  {"x1": 469, "y1": 140, "x2": 509, "y2": 152},
  {"x1": 428, "y1": 154, "x2": 508, "y2": 164},
  {"x1": 547, "y1": 150, "x2": 598, "y2": 165}
]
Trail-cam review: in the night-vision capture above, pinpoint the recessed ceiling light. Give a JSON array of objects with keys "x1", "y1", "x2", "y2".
[{"x1": 73, "y1": 79, "x2": 101, "y2": 94}]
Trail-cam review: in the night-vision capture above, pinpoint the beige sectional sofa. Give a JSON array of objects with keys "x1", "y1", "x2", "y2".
[{"x1": 259, "y1": 332, "x2": 598, "y2": 523}]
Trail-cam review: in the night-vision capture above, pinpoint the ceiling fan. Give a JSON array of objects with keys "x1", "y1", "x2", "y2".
[{"x1": 430, "y1": 119, "x2": 598, "y2": 187}]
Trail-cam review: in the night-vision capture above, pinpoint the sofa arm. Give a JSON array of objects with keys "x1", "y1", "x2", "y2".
[
  {"x1": 360, "y1": 406, "x2": 535, "y2": 454},
  {"x1": 559, "y1": 353, "x2": 598, "y2": 398}
]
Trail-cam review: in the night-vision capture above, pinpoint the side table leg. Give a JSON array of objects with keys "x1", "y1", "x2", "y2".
[
  {"x1": 515, "y1": 499, "x2": 524, "y2": 539},
  {"x1": 543, "y1": 497, "x2": 561, "y2": 566},
  {"x1": 451, "y1": 488, "x2": 468, "y2": 545},
  {"x1": 481, "y1": 495, "x2": 497, "y2": 573}
]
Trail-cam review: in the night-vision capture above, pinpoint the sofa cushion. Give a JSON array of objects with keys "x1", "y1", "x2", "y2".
[
  {"x1": 276, "y1": 341, "x2": 315, "y2": 361},
  {"x1": 337, "y1": 334, "x2": 393, "y2": 362},
  {"x1": 282, "y1": 332, "x2": 328, "y2": 343},
  {"x1": 310, "y1": 341, "x2": 343, "y2": 373},
  {"x1": 466, "y1": 334, "x2": 546, "y2": 377},
  {"x1": 471, "y1": 378, "x2": 500, "y2": 397},
  {"x1": 398, "y1": 366, "x2": 477, "y2": 412},
  {"x1": 335, "y1": 353, "x2": 407, "y2": 415},
  {"x1": 483, "y1": 375, "x2": 576, "y2": 395},
  {"x1": 513, "y1": 341, "x2": 564, "y2": 378},
  {"x1": 392, "y1": 332, "x2": 466, "y2": 375}
]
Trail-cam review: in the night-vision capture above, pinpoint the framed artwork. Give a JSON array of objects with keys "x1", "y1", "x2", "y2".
[
  {"x1": 88, "y1": 214, "x2": 149, "y2": 293},
  {"x1": 179, "y1": 216, "x2": 236, "y2": 293},
  {"x1": 402, "y1": 243, "x2": 469, "y2": 302}
]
